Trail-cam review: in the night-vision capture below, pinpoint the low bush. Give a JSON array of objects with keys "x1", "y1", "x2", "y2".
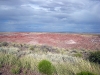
[
  {"x1": 29, "y1": 46, "x2": 34, "y2": 50},
  {"x1": 76, "y1": 71, "x2": 96, "y2": 75},
  {"x1": 88, "y1": 51, "x2": 100, "y2": 64},
  {"x1": 1, "y1": 42, "x2": 8, "y2": 46},
  {"x1": 38, "y1": 60, "x2": 55, "y2": 75}
]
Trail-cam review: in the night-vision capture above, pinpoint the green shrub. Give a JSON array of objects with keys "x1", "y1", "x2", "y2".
[
  {"x1": 1, "y1": 42, "x2": 8, "y2": 46},
  {"x1": 11, "y1": 66, "x2": 21, "y2": 74},
  {"x1": 88, "y1": 51, "x2": 100, "y2": 64},
  {"x1": 29, "y1": 46, "x2": 34, "y2": 50},
  {"x1": 76, "y1": 71, "x2": 96, "y2": 75},
  {"x1": 38, "y1": 60, "x2": 54, "y2": 75}
]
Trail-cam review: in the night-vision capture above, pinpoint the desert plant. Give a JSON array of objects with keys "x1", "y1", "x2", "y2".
[
  {"x1": 88, "y1": 51, "x2": 100, "y2": 64},
  {"x1": 11, "y1": 66, "x2": 21, "y2": 74},
  {"x1": 38, "y1": 60, "x2": 54, "y2": 75},
  {"x1": 1, "y1": 42, "x2": 8, "y2": 46},
  {"x1": 29, "y1": 46, "x2": 34, "y2": 50},
  {"x1": 76, "y1": 71, "x2": 96, "y2": 75}
]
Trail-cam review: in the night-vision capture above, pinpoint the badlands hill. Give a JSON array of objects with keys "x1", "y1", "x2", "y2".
[{"x1": 0, "y1": 32, "x2": 100, "y2": 50}]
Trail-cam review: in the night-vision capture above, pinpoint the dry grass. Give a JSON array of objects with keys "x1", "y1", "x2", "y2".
[{"x1": 0, "y1": 42, "x2": 100, "y2": 75}]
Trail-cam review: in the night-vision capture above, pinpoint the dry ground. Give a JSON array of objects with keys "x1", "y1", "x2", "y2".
[{"x1": 0, "y1": 32, "x2": 100, "y2": 50}]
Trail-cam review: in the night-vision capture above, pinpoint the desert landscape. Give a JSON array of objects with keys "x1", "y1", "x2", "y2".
[
  {"x1": 1, "y1": 0, "x2": 100, "y2": 74},
  {"x1": 0, "y1": 32, "x2": 100, "y2": 75},
  {"x1": 0, "y1": 32, "x2": 100, "y2": 50}
]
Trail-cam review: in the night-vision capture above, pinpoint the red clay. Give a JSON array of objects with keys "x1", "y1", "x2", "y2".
[{"x1": 0, "y1": 32, "x2": 100, "y2": 50}]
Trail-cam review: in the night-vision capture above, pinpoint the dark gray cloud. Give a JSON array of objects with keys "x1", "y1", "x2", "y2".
[{"x1": 0, "y1": 0, "x2": 100, "y2": 32}]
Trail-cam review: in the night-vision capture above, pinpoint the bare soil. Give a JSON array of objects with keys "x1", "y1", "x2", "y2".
[{"x1": 0, "y1": 32, "x2": 100, "y2": 50}]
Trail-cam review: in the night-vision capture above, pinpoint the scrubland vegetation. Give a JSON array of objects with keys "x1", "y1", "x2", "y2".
[{"x1": 0, "y1": 42, "x2": 100, "y2": 75}]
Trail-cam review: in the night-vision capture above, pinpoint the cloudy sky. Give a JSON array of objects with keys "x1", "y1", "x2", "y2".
[{"x1": 0, "y1": 0, "x2": 100, "y2": 33}]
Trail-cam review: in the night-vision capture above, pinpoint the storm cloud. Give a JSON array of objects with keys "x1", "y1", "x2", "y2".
[{"x1": 0, "y1": 0, "x2": 100, "y2": 32}]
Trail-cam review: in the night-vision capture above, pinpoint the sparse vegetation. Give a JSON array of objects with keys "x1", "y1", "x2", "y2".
[
  {"x1": 29, "y1": 46, "x2": 34, "y2": 50},
  {"x1": 0, "y1": 64, "x2": 2, "y2": 68},
  {"x1": 74, "y1": 53, "x2": 82, "y2": 57},
  {"x1": 0, "y1": 42, "x2": 8, "y2": 46},
  {"x1": 0, "y1": 42, "x2": 100, "y2": 75},
  {"x1": 11, "y1": 66, "x2": 21, "y2": 74},
  {"x1": 76, "y1": 71, "x2": 96, "y2": 75},
  {"x1": 88, "y1": 51, "x2": 100, "y2": 64},
  {"x1": 23, "y1": 69, "x2": 27, "y2": 74}
]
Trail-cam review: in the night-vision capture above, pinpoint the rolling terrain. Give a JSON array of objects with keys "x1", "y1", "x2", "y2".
[
  {"x1": 0, "y1": 32, "x2": 100, "y2": 75},
  {"x1": 0, "y1": 32, "x2": 100, "y2": 50}
]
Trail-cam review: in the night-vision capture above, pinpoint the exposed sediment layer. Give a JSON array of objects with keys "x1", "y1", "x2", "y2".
[{"x1": 0, "y1": 32, "x2": 100, "y2": 50}]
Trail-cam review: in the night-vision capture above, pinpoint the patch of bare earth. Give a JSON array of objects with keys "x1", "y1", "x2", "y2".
[{"x1": 0, "y1": 32, "x2": 100, "y2": 50}]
